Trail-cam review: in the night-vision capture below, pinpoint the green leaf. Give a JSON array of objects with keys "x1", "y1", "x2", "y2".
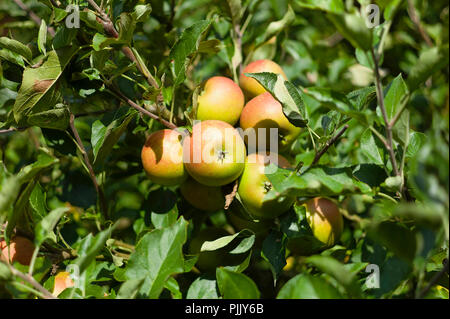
[
  {"x1": 13, "y1": 47, "x2": 79, "y2": 125},
  {"x1": 27, "y1": 106, "x2": 71, "y2": 130},
  {"x1": 116, "y1": 278, "x2": 145, "y2": 299},
  {"x1": 132, "y1": 4, "x2": 152, "y2": 22},
  {"x1": 38, "y1": 20, "x2": 47, "y2": 55},
  {"x1": 384, "y1": 74, "x2": 408, "y2": 122},
  {"x1": 169, "y1": 20, "x2": 211, "y2": 86},
  {"x1": 245, "y1": 72, "x2": 307, "y2": 127},
  {"x1": 261, "y1": 230, "x2": 287, "y2": 281},
  {"x1": 164, "y1": 277, "x2": 182, "y2": 299},
  {"x1": 266, "y1": 165, "x2": 372, "y2": 199},
  {"x1": 255, "y1": 5, "x2": 295, "y2": 47},
  {"x1": 200, "y1": 229, "x2": 254, "y2": 254},
  {"x1": 277, "y1": 274, "x2": 343, "y2": 299},
  {"x1": 327, "y1": 13, "x2": 373, "y2": 51},
  {"x1": 91, "y1": 108, "x2": 136, "y2": 166},
  {"x1": 0, "y1": 37, "x2": 32, "y2": 62},
  {"x1": 73, "y1": 224, "x2": 116, "y2": 274},
  {"x1": 216, "y1": 268, "x2": 260, "y2": 299},
  {"x1": 368, "y1": 221, "x2": 417, "y2": 263},
  {"x1": 186, "y1": 275, "x2": 219, "y2": 299},
  {"x1": 407, "y1": 46, "x2": 449, "y2": 92},
  {"x1": 360, "y1": 129, "x2": 384, "y2": 165},
  {"x1": 406, "y1": 131, "x2": 427, "y2": 158},
  {"x1": 306, "y1": 255, "x2": 362, "y2": 297},
  {"x1": 35, "y1": 207, "x2": 70, "y2": 246},
  {"x1": 0, "y1": 262, "x2": 13, "y2": 281},
  {"x1": 294, "y1": 0, "x2": 345, "y2": 13},
  {"x1": 123, "y1": 217, "x2": 188, "y2": 298}
]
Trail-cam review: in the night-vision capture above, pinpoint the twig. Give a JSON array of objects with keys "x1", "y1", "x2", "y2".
[
  {"x1": 6, "y1": 262, "x2": 57, "y2": 299},
  {"x1": 108, "y1": 86, "x2": 178, "y2": 130},
  {"x1": 417, "y1": 259, "x2": 449, "y2": 299},
  {"x1": 12, "y1": 0, "x2": 56, "y2": 36},
  {"x1": 370, "y1": 48, "x2": 400, "y2": 178},
  {"x1": 86, "y1": 0, "x2": 163, "y2": 105},
  {"x1": 310, "y1": 125, "x2": 349, "y2": 167},
  {"x1": 224, "y1": 180, "x2": 239, "y2": 210},
  {"x1": 407, "y1": 0, "x2": 434, "y2": 47},
  {"x1": 69, "y1": 114, "x2": 108, "y2": 216}
]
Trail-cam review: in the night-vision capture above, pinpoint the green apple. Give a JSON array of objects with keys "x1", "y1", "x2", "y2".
[
  {"x1": 180, "y1": 178, "x2": 225, "y2": 212},
  {"x1": 183, "y1": 120, "x2": 246, "y2": 187},
  {"x1": 304, "y1": 197, "x2": 344, "y2": 246},
  {"x1": 239, "y1": 59, "x2": 287, "y2": 98},
  {"x1": 196, "y1": 76, "x2": 245, "y2": 126},
  {"x1": 237, "y1": 152, "x2": 295, "y2": 219},
  {"x1": 239, "y1": 92, "x2": 301, "y2": 151},
  {"x1": 141, "y1": 129, "x2": 188, "y2": 186},
  {"x1": 227, "y1": 202, "x2": 273, "y2": 235}
]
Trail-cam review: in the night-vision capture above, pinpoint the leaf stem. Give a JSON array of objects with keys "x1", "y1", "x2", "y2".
[{"x1": 310, "y1": 124, "x2": 349, "y2": 167}]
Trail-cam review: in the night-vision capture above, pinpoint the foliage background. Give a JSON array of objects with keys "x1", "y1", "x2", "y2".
[{"x1": 0, "y1": 0, "x2": 448, "y2": 299}]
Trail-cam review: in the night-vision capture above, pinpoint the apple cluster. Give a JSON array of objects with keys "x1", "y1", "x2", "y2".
[{"x1": 139, "y1": 59, "x2": 344, "y2": 267}]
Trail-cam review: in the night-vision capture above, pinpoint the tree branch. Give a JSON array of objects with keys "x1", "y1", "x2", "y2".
[
  {"x1": 370, "y1": 48, "x2": 400, "y2": 178},
  {"x1": 108, "y1": 86, "x2": 178, "y2": 130},
  {"x1": 5, "y1": 262, "x2": 57, "y2": 299},
  {"x1": 86, "y1": 0, "x2": 163, "y2": 105},
  {"x1": 407, "y1": 0, "x2": 434, "y2": 47},
  {"x1": 417, "y1": 259, "x2": 449, "y2": 299},
  {"x1": 310, "y1": 124, "x2": 349, "y2": 167},
  {"x1": 12, "y1": 0, "x2": 56, "y2": 37},
  {"x1": 69, "y1": 114, "x2": 108, "y2": 217}
]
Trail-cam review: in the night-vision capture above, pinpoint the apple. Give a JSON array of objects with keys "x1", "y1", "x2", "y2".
[
  {"x1": 304, "y1": 197, "x2": 344, "y2": 246},
  {"x1": 0, "y1": 236, "x2": 35, "y2": 265},
  {"x1": 196, "y1": 76, "x2": 245, "y2": 126},
  {"x1": 239, "y1": 92, "x2": 301, "y2": 152},
  {"x1": 53, "y1": 271, "x2": 75, "y2": 297},
  {"x1": 239, "y1": 59, "x2": 287, "y2": 98},
  {"x1": 183, "y1": 120, "x2": 246, "y2": 187},
  {"x1": 141, "y1": 129, "x2": 188, "y2": 186},
  {"x1": 237, "y1": 152, "x2": 295, "y2": 219},
  {"x1": 180, "y1": 178, "x2": 225, "y2": 212},
  {"x1": 188, "y1": 227, "x2": 246, "y2": 272},
  {"x1": 227, "y1": 203, "x2": 272, "y2": 235}
]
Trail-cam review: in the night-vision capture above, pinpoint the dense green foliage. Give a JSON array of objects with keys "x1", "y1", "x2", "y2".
[{"x1": 0, "y1": 0, "x2": 448, "y2": 299}]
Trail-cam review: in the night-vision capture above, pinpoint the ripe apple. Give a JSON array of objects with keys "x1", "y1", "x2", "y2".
[
  {"x1": 239, "y1": 59, "x2": 287, "y2": 98},
  {"x1": 53, "y1": 271, "x2": 75, "y2": 297},
  {"x1": 196, "y1": 76, "x2": 245, "y2": 126},
  {"x1": 183, "y1": 120, "x2": 246, "y2": 187},
  {"x1": 0, "y1": 236, "x2": 35, "y2": 265},
  {"x1": 239, "y1": 92, "x2": 301, "y2": 152},
  {"x1": 237, "y1": 152, "x2": 295, "y2": 219},
  {"x1": 304, "y1": 197, "x2": 344, "y2": 246},
  {"x1": 180, "y1": 178, "x2": 225, "y2": 212},
  {"x1": 141, "y1": 129, "x2": 188, "y2": 186},
  {"x1": 188, "y1": 227, "x2": 246, "y2": 272}
]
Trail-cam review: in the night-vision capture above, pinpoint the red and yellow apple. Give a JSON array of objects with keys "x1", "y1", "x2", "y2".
[
  {"x1": 141, "y1": 129, "x2": 188, "y2": 186},
  {"x1": 239, "y1": 59, "x2": 287, "y2": 98},
  {"x1": 239, "y1": 92, "x2": 301, "y2": 151},
  {"x1": 304, "y1": 197, "x2": 344, "y2": 246},
  {"x1": 237, "y1": 152, "x2": 295, "y2": 219},
  {"x1": 183, "y1": 120, "x2": 246, "y2": 187},
  {"x1": 196, "y1": 76, "x2": 245, "y2": 126},
  {"x1": 180, "y1": 178, "x2": 225, "y2": 212},
  {"x1": 0, "y1": 236, "x2": 35, "y2": 265},
  {"x1": 53, "y1": 271, "x2": 75, "y2": 297}
]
